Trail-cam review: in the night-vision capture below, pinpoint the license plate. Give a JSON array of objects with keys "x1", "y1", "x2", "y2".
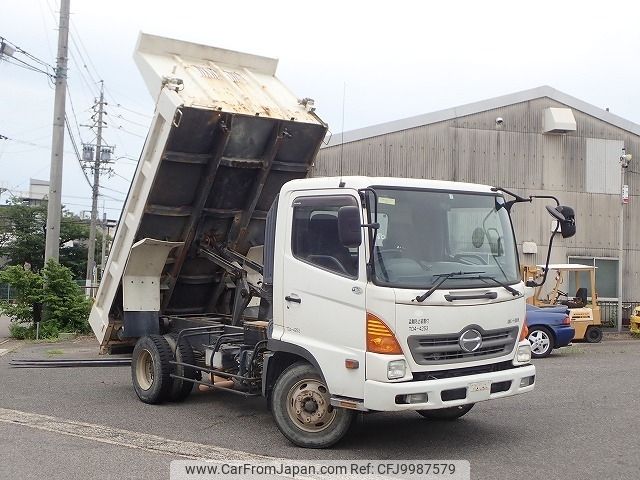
[{"x1": 469, "y1": 381, "x2": 490, "y2": 393}]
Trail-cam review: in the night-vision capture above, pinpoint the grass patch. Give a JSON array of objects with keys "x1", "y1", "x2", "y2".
[
  {"x1": 561, "y1": 345, "x2": 588, "y2": 355},
  {"x1": 46, "y1": 349, "x2": 65, "y2": 356}
]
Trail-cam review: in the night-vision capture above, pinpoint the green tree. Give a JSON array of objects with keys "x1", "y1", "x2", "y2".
[
  {"x1": 0, "y1": 260, "x2": 91, "y2": 339},
  {"x1": 0, "y1": 198, "x2": 102, "y2": 279},
  {"x1": 0, "y1": 264, "x2": 43, "y2": 323}
]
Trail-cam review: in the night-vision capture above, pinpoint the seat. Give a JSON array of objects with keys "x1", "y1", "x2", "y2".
[
  {"x1": 561, "y1": 287, "x2": 588, "y2": 309},
  {"x1": 573, "y1": 287, "x2": 588, "y2": 307},
  {"x1": 305, "y1": 214, "x2": 357, "y2": 276}
]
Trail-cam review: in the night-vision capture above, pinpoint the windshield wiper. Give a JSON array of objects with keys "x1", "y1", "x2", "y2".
[
  {"x1": 414, "y1": 271, "x2": 485, "y2": 302},
  {"x1": 473, "y1": 274, "x2": 520, "y2": 296}
]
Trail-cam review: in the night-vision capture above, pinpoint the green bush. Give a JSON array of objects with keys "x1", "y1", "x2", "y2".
[
  {"x1": 0, "y1": 260, "x2": 91, "y2": 339},
  {"x1": 41, "y1": 260, "x2": 91, "y2": 333},
  {"x1": 9, "y1": 322, "x2": 36, "y2": 340}
]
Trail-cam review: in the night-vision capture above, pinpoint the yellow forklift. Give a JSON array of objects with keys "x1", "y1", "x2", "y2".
[
  {"x1": 523, "y1": 264, "x2": 602, "y2": 343},
  {"x1": 630, "y1": 307, "x2": 640, "y2": 334}
]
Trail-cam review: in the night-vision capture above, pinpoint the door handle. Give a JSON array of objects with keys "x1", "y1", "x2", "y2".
[{"x1": 285, "y1": 295, "x2": 301, "y2": 304}]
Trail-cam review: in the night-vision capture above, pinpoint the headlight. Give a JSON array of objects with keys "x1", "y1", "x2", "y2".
[
  {"x1": 517, "y1": 343, "x2": 532, "y2": 363},
  {"x1": 387, "y1": 359, "x2": 406, "y2": 379}
]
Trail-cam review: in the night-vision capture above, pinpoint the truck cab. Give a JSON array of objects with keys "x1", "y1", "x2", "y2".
[{"x1": 267, "y1": 177, "x2": 535, "y2": 414}]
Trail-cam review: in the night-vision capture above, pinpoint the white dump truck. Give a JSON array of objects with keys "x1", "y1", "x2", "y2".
[{"x1": 90, "y1": 33, "x2": 577, "y2": 448}]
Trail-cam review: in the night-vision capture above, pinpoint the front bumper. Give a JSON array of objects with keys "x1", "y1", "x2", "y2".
[{"x1": 363, "y1": 364, "x2": 535, "y2": 411}]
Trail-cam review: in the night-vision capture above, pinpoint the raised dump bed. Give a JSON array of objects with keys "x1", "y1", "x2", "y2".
[{"x1": 89, "y1": 33, "x2": 327, "y2": 350}]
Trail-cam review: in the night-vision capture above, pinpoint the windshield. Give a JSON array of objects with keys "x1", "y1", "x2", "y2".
[{"x1": 371, "y1": 188, "x2": 520, "y2": 289}]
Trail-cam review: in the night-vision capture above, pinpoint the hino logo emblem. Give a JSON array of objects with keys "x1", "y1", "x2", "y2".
[{"x1": 459, "y1": 329, "x2": 483, "y2": 352}]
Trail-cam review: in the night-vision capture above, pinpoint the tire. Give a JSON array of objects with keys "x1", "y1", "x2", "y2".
[
  {"x1": 417, "y1": 403, "x2": 474, "y2": 420},
  {"x1": 270, "y1": 362, "x2": 354, "y2": 448},
  {"x1": 164, "y1": 333, "x2": 196, "y2": 402},
  {"x1": 528, "y1": 326, "x2": 555, "y2": 358},
  {"x1": 131, "y1": 335, "x2": 174, "y2": 404},
  {"x1": 585, "y1": 326, "x2": 603, "y2": 343}
]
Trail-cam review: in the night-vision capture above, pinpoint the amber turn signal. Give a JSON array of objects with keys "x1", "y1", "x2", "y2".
[
  {"x1": 367, "y1": 312, "x2": 403, "y2": 354},
  {"x1": 519, "y1": 322, "x2": 529, "y2": 341}
]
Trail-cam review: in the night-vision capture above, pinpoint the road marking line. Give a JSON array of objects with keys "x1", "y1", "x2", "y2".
[
  {"x1": 0, "y1": 408, "x2": 386, "y2": 480},
  {"x1": 0, "y1": 407, "x2": 403, "y2": 480},
  {"x1": 0, "y1": 407, "x2": 275, "y2": 462},
  {"x1": 0, "y1": 349, "x2": 9, "y2": 357}
]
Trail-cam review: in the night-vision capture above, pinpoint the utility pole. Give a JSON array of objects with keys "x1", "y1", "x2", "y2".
[
  {"x1": 617, "y1": 150, "x2": 632, "y2": 333},
  {"x1": 85, "y1": 81, "x2": 107, "y2": 293},
  {"x1": 44, "y1": 0, "x2": 71, "y2": 263},
  {"x1": 100, "y1": 209, "x2": 107, "y2": 281}
]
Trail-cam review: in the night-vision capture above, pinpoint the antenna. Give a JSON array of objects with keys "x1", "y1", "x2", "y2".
[{"x1": 339, "y1": 82, "x2": 346, "y2": 188}]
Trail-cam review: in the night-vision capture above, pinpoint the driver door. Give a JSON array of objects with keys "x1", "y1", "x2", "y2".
[{"x1": 280, "y1": 191, "x2": 367, "y2": 399}]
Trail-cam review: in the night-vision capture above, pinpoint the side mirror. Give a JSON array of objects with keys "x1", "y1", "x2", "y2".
[
  {"x1": 337, "y1": 206, "x2": 362, "y2": 247},
  {"x1": 546, "y1": 205, "x2": 576, "y2": 238}
]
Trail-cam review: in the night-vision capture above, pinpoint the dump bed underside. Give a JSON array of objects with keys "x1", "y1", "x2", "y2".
[{"x1": 146, "y1": 107, "x2": 326, "y2": 315}]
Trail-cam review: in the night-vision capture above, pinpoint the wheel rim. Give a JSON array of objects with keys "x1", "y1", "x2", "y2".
[
  {"x1": 286, "y1": 378, "x2": 336, "y2": 433},
  {"x1": 135, "y1": 349, "x2": 154, "y2": 390},
  {"x1": 528, "y1": 330, "x2": 550, "y2": 355}
]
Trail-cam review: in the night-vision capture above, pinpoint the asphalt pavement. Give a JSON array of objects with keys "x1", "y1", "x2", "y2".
[{"x1": 0, "y1": 337, "x2": 639, "y2": 480}]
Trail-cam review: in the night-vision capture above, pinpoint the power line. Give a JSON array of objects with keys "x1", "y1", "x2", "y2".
[
  {"x1": 64, "y1": 114, "x2": 93, "y2": 189},
  {"x1": 111, "y1": 102, "x2": 152, "y2": 119},
  {"x1": 1, "y1": 55, "x2": 54, "y2": 78},
  {"x1": 115, "y1": 126, "x2": 145, "y2": 139},
  {"x1": 0, "y1": 35, "x2": 55, "y2": 71},
  {"x1": 113, "y1": 113, "x2": 150, "y2": 129},
  {"x1": 66, "y1": 86, "x2": 86, "y2": 144}
]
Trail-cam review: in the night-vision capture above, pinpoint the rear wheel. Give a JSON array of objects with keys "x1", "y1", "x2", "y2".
[
  {"x1": 131, "y1": 335, "x2": 173, "y2": 404},
  {"x1": 270, "y1": 362, "x2": 354, "y2": 448},
  {"x1": 585, "y1": 326, "x2": 603, "y2": 343},
  {"x1": 417, "y1": 403, "x2": 474, "y2": 420},
  {"x1": 164, "y1": 333, "x2": 196, "y2": 402},
  {"x1": 528, "y1": 326, "x2": 555, "y2": 358}
]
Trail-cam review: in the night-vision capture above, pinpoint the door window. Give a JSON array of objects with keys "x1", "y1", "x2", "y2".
[{"x1": 291, "y1": 195, "x2": 359, "y2": 278}]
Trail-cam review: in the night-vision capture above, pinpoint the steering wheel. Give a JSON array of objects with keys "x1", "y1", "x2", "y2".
[
  {"x1": 306, "y1": 255, "x2": 349, "y2": 275},
  {"x1": 376, "y1": 248, "x2": 405, "y2": 260},
  {"x1": 453, "y1": 253, "x2": 488, "y2": 265}
]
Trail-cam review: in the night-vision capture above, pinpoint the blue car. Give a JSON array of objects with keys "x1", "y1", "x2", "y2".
[{"x1": 525, "y1": 304, "x2": 575, "y2": 358}]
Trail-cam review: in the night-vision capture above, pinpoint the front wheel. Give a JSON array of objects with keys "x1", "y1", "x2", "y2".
[
  {"x1": 585, "y1": 326, "x2": 603, "y2": 343},
  {"x1": 270, "y1": 362, "x2": 354, "y2": 448},
  {"x1": 417, "y1": 403, "x2": 474, "y2": 420},
  {"x1": 528, "y1": 326, "x2": 555, "y2": 358}
]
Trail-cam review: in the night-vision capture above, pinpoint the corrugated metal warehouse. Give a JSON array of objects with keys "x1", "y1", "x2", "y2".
[{"x1": 315, "y1": 86, "x2": 640, "y2": 303}]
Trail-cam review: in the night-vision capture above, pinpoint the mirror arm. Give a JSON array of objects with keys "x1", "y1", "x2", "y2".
[
  {"x1": 491, "y1": 186, "x2": 532, "y2": 212},
  {"x1": 529, "y1": 194, "x2": 560, "y2": 207},
  {"x1": 526, "y1": 223, "x2": 560, "y2": 288}
]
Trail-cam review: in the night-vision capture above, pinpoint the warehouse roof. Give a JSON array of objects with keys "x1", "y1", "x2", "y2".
[{"x1": 324, "y1": 85, "x2": 640, "y2": 147}]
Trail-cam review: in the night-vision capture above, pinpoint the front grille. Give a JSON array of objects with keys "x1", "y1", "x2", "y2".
[{"x1": 408, "y1": 326, "x2": 518, "y2": 365}]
